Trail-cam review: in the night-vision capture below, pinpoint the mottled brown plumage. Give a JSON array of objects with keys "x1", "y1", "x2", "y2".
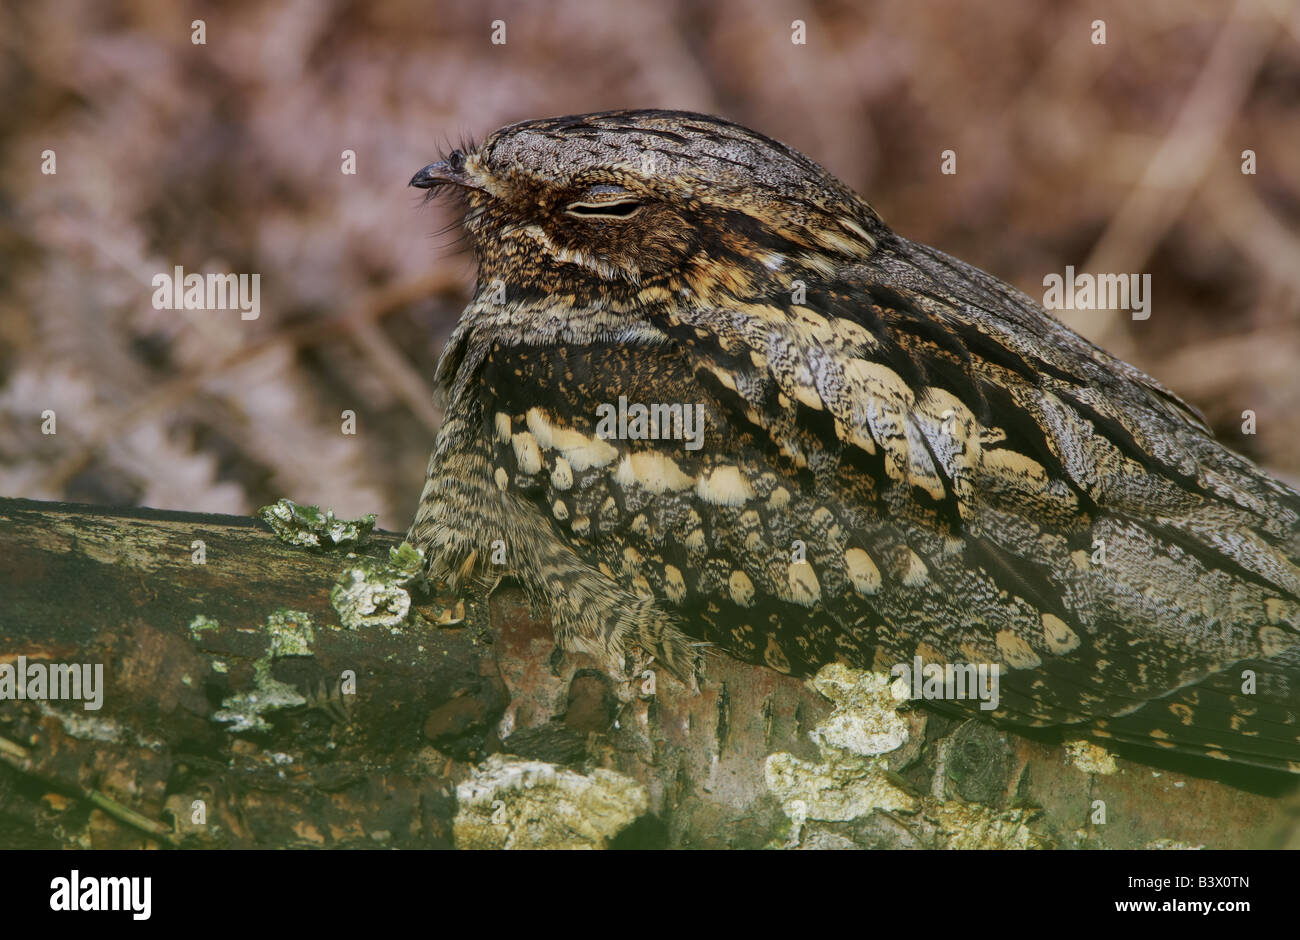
[{"x1": 408, "y1": 110, "x2": 1300, "y2": 773}]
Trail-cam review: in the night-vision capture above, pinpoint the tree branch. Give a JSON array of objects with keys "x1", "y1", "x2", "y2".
[{"x1": 0, "y1": 497, "x2": 1292, "y2": 848}]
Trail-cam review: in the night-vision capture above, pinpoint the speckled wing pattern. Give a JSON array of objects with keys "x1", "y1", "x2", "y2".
[{"x1": 475, "y1": 238, "x2": 1300, "y2": 773}]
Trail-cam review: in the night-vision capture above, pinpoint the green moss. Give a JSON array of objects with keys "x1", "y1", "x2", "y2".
[
  {"x1": 1064, "y1": 738, "x2": 1120, "y2": 775},
  {"x1": 188, "y1": 614, "x2": 220, "y2": 641},
  {"x1": 258, "y1": 498, "x2": 375, "y2": 550}
]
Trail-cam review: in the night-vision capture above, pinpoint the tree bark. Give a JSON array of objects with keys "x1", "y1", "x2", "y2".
[{"x1": 0, "y1": 496, "x2": 1293, "y2": 849}]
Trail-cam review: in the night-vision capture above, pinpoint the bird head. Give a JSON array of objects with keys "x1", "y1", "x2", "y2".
[{"x1": 411, "y1": 109, "x2": 882, "y2": 307}]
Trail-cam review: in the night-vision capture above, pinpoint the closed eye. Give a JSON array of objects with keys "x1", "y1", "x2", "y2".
[{"x1": 564, "y1": 199, "x2": 644, "y2": 219}]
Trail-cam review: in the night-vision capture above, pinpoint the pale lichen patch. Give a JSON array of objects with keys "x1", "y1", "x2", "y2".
[
  {"x1": 764, "y1": 664, "x2": 1046, "y2": 849},
  {"x1": 1064, "y1": 738, "x2": 1119, "y2": 775},
  {"x1": 330, "y1": 541, "x2": 425, "y2": 632},
  {"x1": 454, "y1": 755, "x2": 648, "y2": 849}
]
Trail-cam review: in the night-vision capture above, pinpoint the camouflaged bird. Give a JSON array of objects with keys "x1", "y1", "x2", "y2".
[{"x1": 407, "y1": 109, "x2": 1300, "y2": 774}]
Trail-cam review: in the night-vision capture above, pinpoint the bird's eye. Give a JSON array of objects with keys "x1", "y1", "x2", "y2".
[
  {"x1": 564, "y1": 185, "x2": 644, "y2": 220},
  {"x1": 445, "y1": 149, "x2": 466, "y2": 172}
]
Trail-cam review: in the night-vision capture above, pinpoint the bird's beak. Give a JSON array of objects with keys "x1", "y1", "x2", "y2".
[{"x1": 409, "y1": 160, "x2": 477, "y2": 190}]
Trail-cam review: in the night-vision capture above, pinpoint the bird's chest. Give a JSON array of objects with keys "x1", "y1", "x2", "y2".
[{"x1": 468, "y1": 337, "x2": 889, "y2": 672}]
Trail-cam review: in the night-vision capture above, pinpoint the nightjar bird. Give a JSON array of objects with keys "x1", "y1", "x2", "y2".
[{"x1": 408, "y1": 110, "x2": 1300, "y2": 774}]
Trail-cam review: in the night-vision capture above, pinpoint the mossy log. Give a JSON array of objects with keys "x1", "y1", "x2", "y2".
[{"x1": 0, "y1": 497, "x2": 1294, "y2": 849}]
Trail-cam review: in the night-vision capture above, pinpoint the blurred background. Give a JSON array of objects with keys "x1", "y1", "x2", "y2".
[{"x1": 1, "y1": 0, "x2": 1298, "y2": 532}]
